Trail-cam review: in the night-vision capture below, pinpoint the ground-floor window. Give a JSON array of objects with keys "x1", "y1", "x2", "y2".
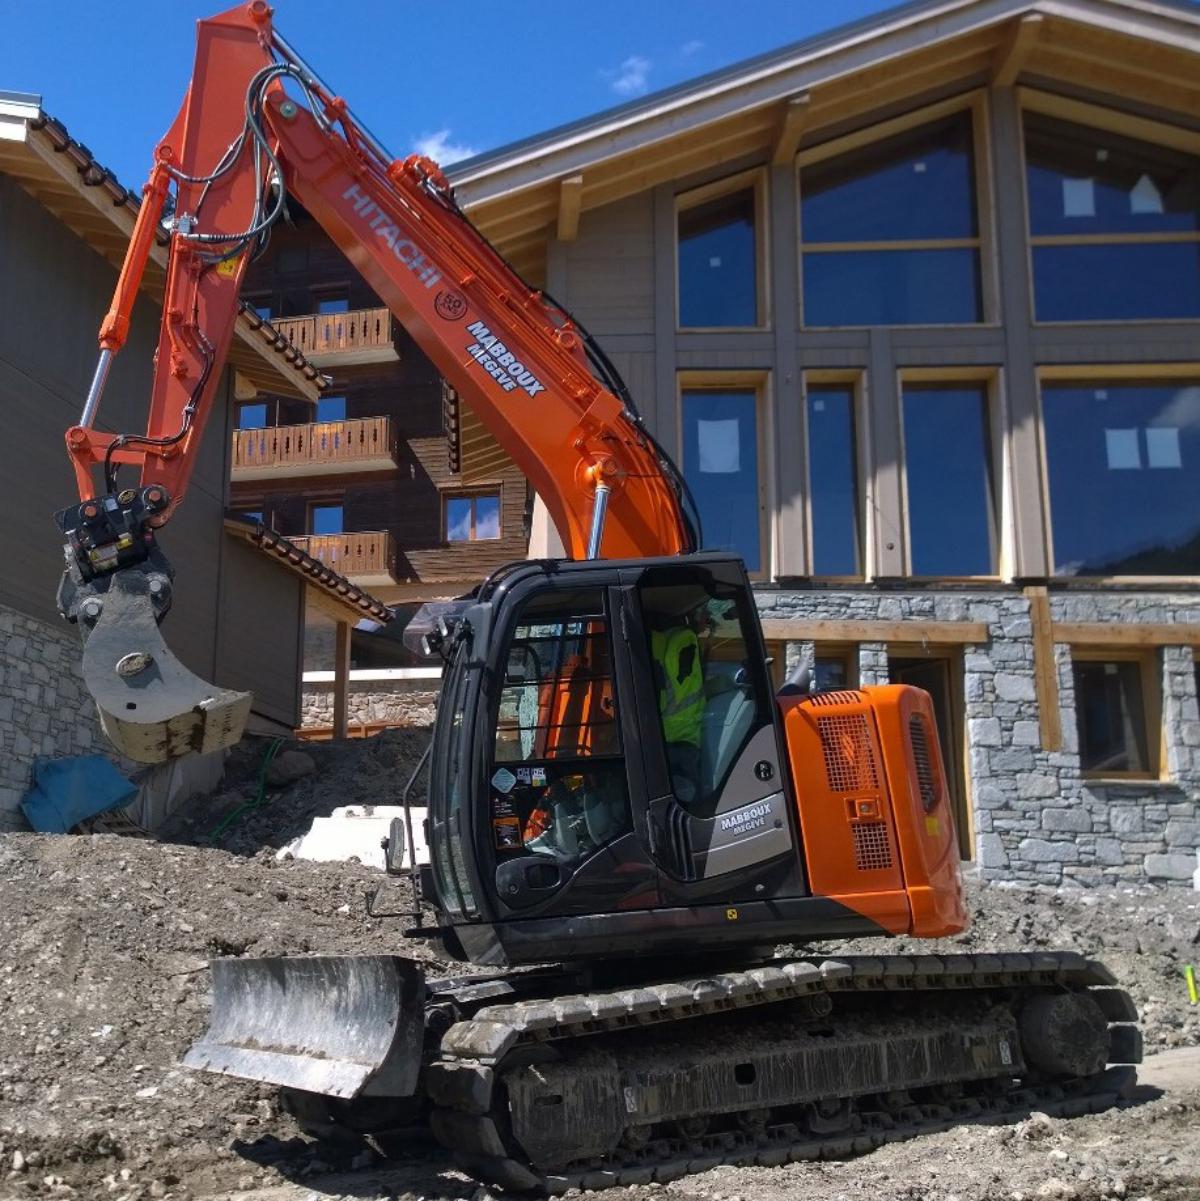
[{"x1": 1071, "y1": 650, "x2": 1160, "y2": 779}]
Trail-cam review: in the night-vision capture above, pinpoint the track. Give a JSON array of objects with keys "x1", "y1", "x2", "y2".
[{"x1": 424, "y1": 952, "x2": 1141, "y2": 1194}]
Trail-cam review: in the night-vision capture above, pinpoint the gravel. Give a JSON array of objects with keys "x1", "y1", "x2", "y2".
[{"x1": 0, "y1": 731, "x2": 1197, "y2": 1200}]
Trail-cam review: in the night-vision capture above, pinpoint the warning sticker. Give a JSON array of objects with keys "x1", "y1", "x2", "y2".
[
  {"x1": 491, "y1": 767, "x2": 517, "y2": 794},
  {"x1": 493, "y1": 815, "x2": 522, "y2": 850}
]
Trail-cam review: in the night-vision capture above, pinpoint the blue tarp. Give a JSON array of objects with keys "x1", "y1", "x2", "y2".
[{"x1": 20, "y1": 756, "x2": 137, "y2": 834}]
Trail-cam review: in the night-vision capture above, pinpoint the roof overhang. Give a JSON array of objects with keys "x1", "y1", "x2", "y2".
[
  {"x1": 448, "y1": 0, "x2": 1200, "y2": 254},
  {"x1": 0, "y1": 93, "x2": 323, "y2": 402},
  {"x1": 223, "y1": 518, "x2": 393, "y2": 624}
]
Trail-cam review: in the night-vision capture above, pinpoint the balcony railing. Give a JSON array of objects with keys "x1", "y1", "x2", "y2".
[
  {"x1": 231, "y1": 415, "x2": 398, "y2": 480},
  {"x1": 271, "y1": 306, "x2": 398, "y2": 365},
  {"x1": 288, "y1": 530, "x2": 398, "y2": 586}
]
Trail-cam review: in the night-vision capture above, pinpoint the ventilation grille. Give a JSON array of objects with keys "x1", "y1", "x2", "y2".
[
  {"x1": 806, "y1": 690, "x2": 863, "y2": 708},
  {"x1": 818, "y1": 714, "x2": 880, "y2": 793},
  {"x1": 852, "y1": 821, "x2": 893, "y2": 871},
  {"x1": 909, "y1": 714, "x2": 938, "y2": 813}
]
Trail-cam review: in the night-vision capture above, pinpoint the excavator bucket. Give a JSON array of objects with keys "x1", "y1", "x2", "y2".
[
  {"x1": 79, "y1": 568, "x2": 251, "y2": 763},
  {"x1": 183, "y1": 956, "x2": 426, "y2": 1099}
]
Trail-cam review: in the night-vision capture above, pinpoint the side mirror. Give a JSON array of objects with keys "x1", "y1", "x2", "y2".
[{"x1": 383, "y1": 817, "x2": 407, "y2": 875}]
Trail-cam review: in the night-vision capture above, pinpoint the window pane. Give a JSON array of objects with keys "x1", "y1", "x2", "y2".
[
  {"x1": 681, "y1": 390, "x2": 761, "y2": 571},
  {"x1": 316, "y1": 294, "x2": 350, "y2": 314},
  {"x1": 814, "y1": 655, "x2": 850, "y2": 691},
  {"x1": 902, "y1": 384, "x2": 994, "y2": 575},
  {"x1": 310, "y1": 504, "x2": 343, "y2": 535},
  {"x1": 803, "y1": 248, "x2": 981, "y2": 326},
  {"x1": 802, "y1": 113, "x2": 978, "y2": 243},
  {"x1": 1031, "y1": 243, "x2": 1200, "y2": 322},
  {"x1": 1073, "y1": 659, "x2": 1150, "y2": 773},
  {"x1": 678, "y1": 188, "x2": 758, "y2": 327},
  {"x1": 1025, "y1": 114, "x2": 1200, "y2": 238},
  {"x1": 316, "y1": 395, "x2": 346, "y2": 422},
  {"x1": 475, "y1": 495, "x2": 500, "y2": 540},
  {"x1": 1042, "y1": 380, "x2": 1200, "y2": 575},
  {"x1": 807, "y1": 385, "x2": 860, "y2": 574},
  {"x1": 235, "y1": 510, "x2": 262, "y2": 524},
  {"x1": 446, "y1": 498, "x2": 472, "y2": 542},
  {"x1": 237, "y1": 403, "x2": 267, "y2": 430}
]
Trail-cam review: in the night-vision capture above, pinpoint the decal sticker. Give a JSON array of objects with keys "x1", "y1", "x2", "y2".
[
  {"x1": 531, "y1": 767, "x2": 547, "y2": 787},
  {"x1": 463, "y1": 319, "x2": 546, "y2": 397},
  {"x1": 435, "y1": 290, "x2": 467, "y2": 321},
  {"x1": 491, "y1": 767, "x2": 517, "y2": 794},
  {"x1": 719, "y1": 799, "x2": 773, "y2": 838},
  {"x1": 998, "y1": 1038, "x2": 1013, "y2": 1066},
  {"x1": 516, "y1": 767, "x2": 532, "y2": 784},
  {"x1": 493, "y1": 815, "x2": 522, "y2": 850},
  {"x1": 925, "y1": 815, "x2": 942, "y2": 836},
  {"x1": 623, "y1": 1086, "x2": 638, "y2": 1114},
  {"x1": 726, "y1": 908, "x2": 739, "y2": 921},
  {"x1": 342, "y1": 183, "x2": 441, "y2": 288}
]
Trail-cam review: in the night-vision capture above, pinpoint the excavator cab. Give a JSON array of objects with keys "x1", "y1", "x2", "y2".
[{"x1": 425, "y1": 554, "x2": 808, "y2": 968}]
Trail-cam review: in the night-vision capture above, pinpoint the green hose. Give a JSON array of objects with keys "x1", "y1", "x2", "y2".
[{"x1": 207, "y1": 736, "x2": 285, "y2": 845}]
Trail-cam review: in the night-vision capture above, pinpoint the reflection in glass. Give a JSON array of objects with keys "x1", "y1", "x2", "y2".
[
  {"x1": 445, "y1": 494, "x2": 501, "y2": 542},
  {"x1": 803, "y1": 248, "x2": 981, "y2": 327},
  {"x1": 316, "y1": 395, "x2": 347, "y2": 423},
  {"x1": 678, "y1": 188, "x2": 758, "y2": 327},
  {"x1": 1042, "y1": 381, "x2": 1200, "y2": 574},
  {"x1": 1073, "y1": 659, "x2": 1149, "y2": 774},
  {"x1": 310, "y1": 504, "x2": 343, "y2": 535},
  {"x1": 814, "y1": 656, "x2": 850, "y2": 691},
  {"x1": 901, "y1": 384, "x2": 994, "y2": 575},
  {"x1": 807, "y1": 386, "x2": 860, "y2": 575},
  {"x1": 475, "y1": 495, "x2": 500, "y2": 540},
  {"x1": 237, "y1": 403, "x2": 268, "y2": 430},
  {"x1": 681, "y1": 390, "x2": 760, "y2": 571}
]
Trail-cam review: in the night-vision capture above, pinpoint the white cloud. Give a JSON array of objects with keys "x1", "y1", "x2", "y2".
[
  {"x1": 605, "y1": 55, "x2": 652, "y2": 97},
  {"x1": 412, "y1": 129, "x2": 479, "y2": 165},
  {"x1": 680, "y1": 39, "x2": 704, "y2": 57}
]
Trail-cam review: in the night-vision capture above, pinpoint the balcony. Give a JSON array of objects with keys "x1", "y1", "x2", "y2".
[
  {"x1": 288, "y1": 530, "x2": 398, "y2": 588},
  {"x1": 271, "y1": 306, "x2": 398, "y2": 366},
  {"x1": 232, "y1": 415, "x2": 399, "y2": 480}
]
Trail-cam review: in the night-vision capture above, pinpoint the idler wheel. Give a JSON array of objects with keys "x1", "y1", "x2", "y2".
[{"x1": 1019, "y1": 992, "x2": 1110, "y2": 1078}]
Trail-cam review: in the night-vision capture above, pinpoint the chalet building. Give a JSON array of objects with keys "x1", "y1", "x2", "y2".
[
  {"x1": 0, "y1": 93, "x2": 386, "y2": 827},
  {"x1": 443, "y1": 0, "x2": 1200, "y2": 887}
]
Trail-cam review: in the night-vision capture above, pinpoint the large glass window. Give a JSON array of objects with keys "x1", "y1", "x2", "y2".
[
  {"x1": 901, "y1": 381, "x2": 996, "y2": 576},
  {"x1": 309, "y1": 503, "x2": 343, "y2": 535},
  {"x1": 1072, "y1": 653, "x2": 1156, "y2": 777},
  {"x1": 800, "y1": 111, "x2": 982, "y2": 326},
  {"x1": 678, "y1": 184, "x2": 760, "y2": 328},
  {"x1": 807, "y1": 383, "x2": 861, "y2": 575},
  {"x1": 316, "y1": 395, "x2": 346, "y2": 423},
  {"x1": 236, "y1": 402, "x2": 268, "y2": 430},
  {"x1": 445, "y1": 493, "x2": 501, "y2": 543},
  {"x1": 681, "y1": 387, "x2": 763, "y2": 573},
  {"x1": 1041, "y1": 379, "x2": 1200, "y2": 575},
  {"x1": 1024, "y1": 112, "x2": 1200, "y2": 321}
]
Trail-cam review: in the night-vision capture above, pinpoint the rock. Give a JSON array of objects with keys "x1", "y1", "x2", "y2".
[
  {"x1": 265, "y1": 749, "x2": 317, "y2": 787},
  {"x1": 11, "y1": 1151, "x2": 24, "y2": 1173}
]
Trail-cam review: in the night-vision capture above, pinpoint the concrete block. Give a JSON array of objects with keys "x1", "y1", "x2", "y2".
[{"x1": 279, "y1": 805, "x2": 430, "y2": 870}]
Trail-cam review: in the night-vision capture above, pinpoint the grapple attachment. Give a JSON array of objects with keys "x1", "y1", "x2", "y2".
[
  {"x1": 78, "y1": 567, "x2": 251, "y2": 763},
  {"x1": 183, "y1": 956, "x2": 426, "y2": 1099}
]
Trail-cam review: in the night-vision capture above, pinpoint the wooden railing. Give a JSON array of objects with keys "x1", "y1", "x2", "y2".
[
  {"x1": 288, "y1": 530, "x2": 397, "y2": 581},
  {"x1": 271, "y1": 306, "x2": 394, "y2": 359},
  {"x1": 232, "y1": 415, "x2": 397, "y2": 473}
]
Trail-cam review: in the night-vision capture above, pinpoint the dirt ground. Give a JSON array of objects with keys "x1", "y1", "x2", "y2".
[{"x1": 1, "y1": 731, "x2": 1198, "y2": 1201}]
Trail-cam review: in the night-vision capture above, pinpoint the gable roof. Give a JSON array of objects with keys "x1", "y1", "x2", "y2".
[
  {"x1": 447, "y1": 0, "x2": 1200, "y2": 265},
  {"x1": 0, "y1": 92, "x2": 323, "y2": 401}
]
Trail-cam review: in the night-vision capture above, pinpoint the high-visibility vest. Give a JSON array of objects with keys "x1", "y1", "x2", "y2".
[{"x1": 651, "y1": 627, "x2": 704, "y2": 747}]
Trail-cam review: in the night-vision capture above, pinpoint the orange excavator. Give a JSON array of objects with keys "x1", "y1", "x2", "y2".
[{"x1": 57, "y1": 5, "x2": 1141, "y2": 1192}]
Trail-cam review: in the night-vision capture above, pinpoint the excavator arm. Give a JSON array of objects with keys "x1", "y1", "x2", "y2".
[{"x1": 58, "y1": 1, "x2": 697, "y2": 762}]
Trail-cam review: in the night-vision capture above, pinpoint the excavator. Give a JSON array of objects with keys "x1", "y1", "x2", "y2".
[{"x1": 55, "y1": 4, "x2": 1141, "y2": 1193}]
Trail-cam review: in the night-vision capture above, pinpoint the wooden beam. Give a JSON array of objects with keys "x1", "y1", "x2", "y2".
[
  {"x1": 992, "y1": 14, "x2": 1043, "y2": 88},
  {"x1": 1024, "y1": 586, "x2": 1062, "y2": 752},
  {"x1": 556, "y1": 174, "x2": 583, "y2": 242},
  {"x1": 1053, "y1": 623, "x2": 1200, "y2": 648},
  {"x1": 758, "y1": 620, "x2": 988, "y2": 645},
  {"x1": 332, "y1": 620, "x2": 352, "y2": 741},
  {"x1": 772, "y1": 93, "x2": 810, "y2": 166}
]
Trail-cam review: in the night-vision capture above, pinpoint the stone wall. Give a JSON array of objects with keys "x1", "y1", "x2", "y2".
[
  {"x1": 300, "y1": 678, "x2": 438, "y2": 731},
  {"x1": 756, "y1": 588, "x2": 1200, "y2": 888},
  {"x1": 0, "y1": 602, "x2": 103, "y2": 830}
]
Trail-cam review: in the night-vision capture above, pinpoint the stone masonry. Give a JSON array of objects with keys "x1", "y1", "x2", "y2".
[
  {"x1": 0, "y1": 602, "x2": 103, "y2": 830},
  {"x1": 756, "y1": 588, "x2": 1200, "y2": 888},
  {"x1": 301, "y1": 678, "x2": 438, "y2": 731}
]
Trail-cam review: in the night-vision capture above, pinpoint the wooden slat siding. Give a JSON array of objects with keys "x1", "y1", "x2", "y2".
[
  {"x1": 1024, "y1": 586, "x2": 1062, "y2": 752},
  {"x1": 289, "y1": 531, "x2": 396, "y2": 580},
  {"x1": 758, "y1": 620, "x2": 989, "y2": 644},
  {"x1": 231, "y1": 415, "x2": 396, "y2": 471}
]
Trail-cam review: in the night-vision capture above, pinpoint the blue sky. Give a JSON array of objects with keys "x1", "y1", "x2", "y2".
[{"x1": 1, "y1": 0, "x2": 896, "y2": 188}]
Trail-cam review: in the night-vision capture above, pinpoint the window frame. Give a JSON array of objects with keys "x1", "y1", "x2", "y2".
[
  {"x1": 1018, "y1": 88, "x2": 1200, "y2": 327},
  {"x1": 676, "y1": 370, "x2": 773, "y2": 581},
  {"x1": 1035, "y1": 363, "x2": 1200, "y2": 584},
  {"x1": 802, "y1": 370, "x2": 869, "y2": 581},
  {"x1": 1070, "y1": 646, "x2": 1163, "y2": 782},
  {"x1": 795, "y1": 91, "x2": 997, "y2": 330},
  {"x1": 675, "y1": 168, "x2": 770, "y2": 332},
  {"x1": 443, "y1": 488, "x2": 504, "y2": 544},
  {"x1": 897, "y1": 367, "x2": 1006, "y2": 581}
]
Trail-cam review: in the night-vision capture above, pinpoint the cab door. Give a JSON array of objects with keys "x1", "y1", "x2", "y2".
[{"x1": 619, "y1": 560, "x2": 807, "y2": 904}]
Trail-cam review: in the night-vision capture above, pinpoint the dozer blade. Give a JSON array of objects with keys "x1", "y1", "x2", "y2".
[
  {"x1": 81, "y1": 568, "x2": 251, "y2": 763},
  {"x1": 183, "y1": 956, "x2": 426, "y2": 1099}
]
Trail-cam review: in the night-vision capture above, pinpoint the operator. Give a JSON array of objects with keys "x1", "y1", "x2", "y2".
[{"x1": 651, "y1": 607, "x2": 708, "y2": 806}]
